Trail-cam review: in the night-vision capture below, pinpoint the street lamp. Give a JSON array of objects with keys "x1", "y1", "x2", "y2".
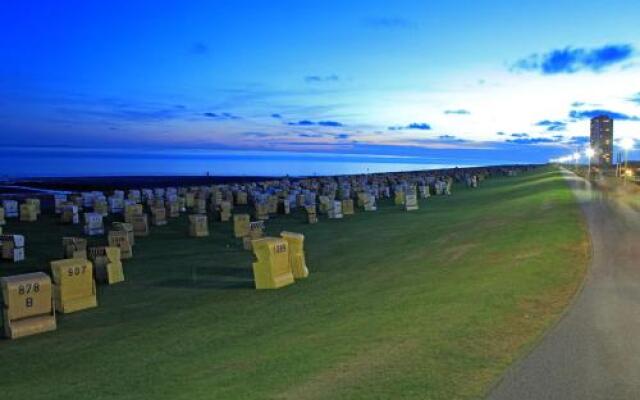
[
  {"x1": 585, "y1": 147, "x2": 595, "y2": 179},
  {"x1": 620, "y1": 137, "x2": 634, "y2": 183},
  {"x1": 573, "y1": 152, "x2": 581, "y2": 170}
]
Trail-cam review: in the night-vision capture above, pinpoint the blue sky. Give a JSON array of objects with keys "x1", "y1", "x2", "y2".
[{"x1": 2, "y1": 0, "x2": 640, "y2": 167}]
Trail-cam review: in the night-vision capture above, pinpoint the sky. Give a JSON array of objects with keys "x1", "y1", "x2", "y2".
[{"x1": 2, "y1": 0, "x2": 640, "y2": 172}]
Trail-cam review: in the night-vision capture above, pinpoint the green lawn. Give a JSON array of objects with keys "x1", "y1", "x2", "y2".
[{"x1": 0, "y1": 167, "x2": 589, "y2": 400}]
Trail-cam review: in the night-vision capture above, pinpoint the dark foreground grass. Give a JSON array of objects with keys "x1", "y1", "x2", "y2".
[{"x1": 0, "y1": 167, "x2": 589, "y2": 400}]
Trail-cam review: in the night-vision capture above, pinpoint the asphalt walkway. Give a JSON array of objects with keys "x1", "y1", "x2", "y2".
[{"x1": 488, "y1": 170, "x2": 640, "y2": 400}]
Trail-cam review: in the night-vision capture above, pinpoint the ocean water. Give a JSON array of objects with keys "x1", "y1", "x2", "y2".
[{"x1": 0, "y1": 147, "x2": 484, "y2": 178}]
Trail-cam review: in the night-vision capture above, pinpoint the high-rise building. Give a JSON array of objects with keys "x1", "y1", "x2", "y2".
[{"x1": 590, "y1": 115, "x2": 613, "y2": 166}]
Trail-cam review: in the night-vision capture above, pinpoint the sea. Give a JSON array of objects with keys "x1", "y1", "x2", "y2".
[{"x1": 0, "y1": 147, "x2": 498, "y2": 178}]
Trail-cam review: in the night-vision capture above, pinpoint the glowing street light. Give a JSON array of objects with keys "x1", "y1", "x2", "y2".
[
  {"x1": 620, "y1": 137, "x2": 634, "y2": 183},
  {"x1": 585, "y1": 147, "x2": 595, "y2": 179},
  {"x1": 573, "y1": 152, "x2": 581, "y2": 170},
  {"x1": 621, "y1": 137, "x2": 635, "y2": 151},
  {"x1": 585, "y1": 147, "x2": 595, "y2": 158}
]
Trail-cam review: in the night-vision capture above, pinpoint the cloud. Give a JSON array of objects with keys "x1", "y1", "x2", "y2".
[
  {"x1": 568, "y1": 136, "x2": 590, "y2": 145},
  {"x1": 617, "y1": 138, "x2": 640, "y2": 146},
  {"x1": 511, "y1": 44, "x2": 634, "y2": 74},
  {"x1": 287, "y1": 120, "x2": 344, "y2": 127},
  {"x1": 571, "y1": 101, "x2": 600, "y2": 108},
  {"x1": 535, "y1": 120, "x2": 567, "y2": 132},
  {"x1": 317, "y1": 121, "x2": 344, "y2": 127},
  {"x1": 364, "y1": 17, "x2": 414, "y2": 29},
  {"x1": 438, "y1": 135, "x2": 465, "y2": 142},
  {"x1": 506, "y1": 137, "x2": 559, "y2": 144},
  {"x1": 243, "y1": 132, "x2": 273, "y2": 138},
  {"x1": 190, "y1": 42, "x2": 209, "y2": 55},
  {"x1": 444, "y1": 109, "x2": 470, "y2": 115},
  {"x1": 202, "y1": 112, "x2": 240, "y2": 120},
  {"x1": 304, "y1": 74, "x2": 340, "y2": 83},
  {"x1": 407, "y1": 123, "x2": 431, "y2": 130},
  {"x1": 629, "y1": 93, "x2": 640, "y2": 104},
  {"x1": 294, "y1": 131, "x2": 349, "y2": 140},
  {"x1": 288, "y1": 120, "x2": 316, "y2": 126},
  {"x1": 55, "y1": 104, "x2": 189, "y2": 123},
  {"x1": 568, "y1": 109, "x2": 640, "y2": 121},
  {"x1": 271, "y1": 113, "x2": 282, "y2": 119},
  {"x1": 501, "y1": 132, "x2": 562, "y2": 145},
  {"x1": 388, "y1": 123, "x2": 432, "y2": 131},
  {"x1": 221, "y1": 112, "x2": 240, "y2": 119}
]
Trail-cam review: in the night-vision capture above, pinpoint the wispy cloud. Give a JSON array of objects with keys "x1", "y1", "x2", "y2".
[
  {"x1": 304, "y1": 74, "x2": 340, "y2": 83},
  {"x1": 510, "y1": 133, "x2": 529, "y2": 138},
  {"x1": 399, "y1": 138, "x2": 494, "y2": 150},
  {"x1": 364, "y1": 17, "x2": 415, "y2": 29},
  {"x1": 568, "y1": 136, "x2": 590, "y2": 145},
  {"x1": 511, "y1": 44, "x2": 634, "y2": 74},
  {"x1": 317, "y1": 121, "x2": 344, "y2": 127},
  {"x1": 243, "y1": 131, "x2": 273, "y2": 138},
  {"x1": 388, "y1": 122, "x2": 432, "y2": 131},
  {"x1": 287, "y1": 119, "x2": 344, "y2": 127},
  {"x1": 202, "y1": 112, "x2": 241, "y2": 120},
  {"x1": 444, "y1": 109, "x2": 470, "y2": 115},
  {"x1": 568, "y1": 109, "x2": 640, "y2": 121},
  {"x1": 438, "y1": 135, "x2": 465, "y2": 142},
  {"x1": 296, "y1": 131, "x2": 350, "y2": 140},
  {"x1": 629, "y1": 93, "x2": 640, "y2": 104},
  {"x1": 535, "y1": 120, "x2": 567, "y2": 132},
  {"x1": 288, "y1": 120, "x2": 315, "y2": 126},
  {"x1": 506, "y1": 137, "x2": 560, "y2": 144},
  {"x1": 55, "y1": 102, "x2": 190, "y2": 123}
]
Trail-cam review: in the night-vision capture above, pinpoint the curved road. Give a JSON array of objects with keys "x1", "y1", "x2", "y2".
[{"x1": 488, "y1": 170, "x2": 640, "y2": 400}]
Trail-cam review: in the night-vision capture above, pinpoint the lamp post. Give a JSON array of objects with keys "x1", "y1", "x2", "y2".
[
  {"x1": 573, "y1": 152, "x2": 581, "y2": 171},
  {"x1": 585, "y1": 147, "x2": 595, "y2": 179},
  {"x1": 620, "y1": 137, "x2": 634, "y2": 184}
]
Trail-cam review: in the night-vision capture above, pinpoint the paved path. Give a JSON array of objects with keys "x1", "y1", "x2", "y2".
[{"x1": 488, "y1": 170, "x2": 640, "y2": 400}]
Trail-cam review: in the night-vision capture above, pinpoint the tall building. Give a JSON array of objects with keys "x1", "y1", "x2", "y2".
[{"x1": 590, "y1": 115, "x2": 613, "y2": 166}]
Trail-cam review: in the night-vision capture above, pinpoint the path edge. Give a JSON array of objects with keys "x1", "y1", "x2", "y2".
[{"x1": 480, "y1": 167, "x2": 594, "y2": 399}]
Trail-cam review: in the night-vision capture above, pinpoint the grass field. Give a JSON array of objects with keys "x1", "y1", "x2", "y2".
[{"x1": 0, "y1": 167, "x2": 589, "y2": 400}]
